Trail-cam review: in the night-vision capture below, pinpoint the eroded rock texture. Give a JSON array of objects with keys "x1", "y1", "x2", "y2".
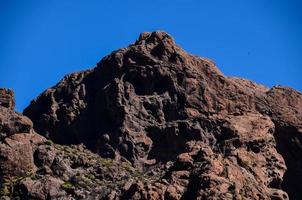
[
  {"x1": 1, "y1": 31, "x2": 301, "y2": 199},
  {"x1": 0, "y1": 88, "x2": 142, "y2": 199},
  {"x1": 0, "y1": 89, "x2": 15, "y2": 110}
]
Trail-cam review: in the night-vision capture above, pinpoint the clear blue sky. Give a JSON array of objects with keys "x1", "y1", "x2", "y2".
[{"x1": 1, "y1": 0, "x2": 301, "y2": 112}]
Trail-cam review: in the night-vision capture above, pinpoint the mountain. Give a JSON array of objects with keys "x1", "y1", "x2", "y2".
[{"x1": 1, "y1": 31, "x2": 302, "y2": 199}]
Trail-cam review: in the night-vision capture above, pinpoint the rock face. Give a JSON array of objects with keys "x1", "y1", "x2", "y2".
[
  {"x1": 0, "y1": 89, "x2": 15, "y2": 110},
  {"x1": 1, "y1": 31, "x2": 301, "y2": 199},
  {"x1": 0, "y1": 91, "x2": 46, "y2": 197},
  {"x1": 0, "y1": 88, "x2": 141, "y2": 199}
]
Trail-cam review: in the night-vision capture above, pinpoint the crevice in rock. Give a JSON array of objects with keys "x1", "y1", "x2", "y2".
[
  {"x1": 124, "y1": 71, "x2": 174, "y2": 96},
  {"x1": 274, "y1": 123, "x2": 302, "y2": 200},
  {"x1": 180, "y1": 173, "x2": 200, "y2": 200},
  {"x1": 146, "y1": 126, "x2": 187, "y2": 163}
]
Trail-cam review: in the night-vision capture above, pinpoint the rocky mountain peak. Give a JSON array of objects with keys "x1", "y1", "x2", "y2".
[
  {"x1": 1, "y1": 32, "x2": 302, "y2": 199},
  {"x1": 101, "y1": 31, "x2": 201, "y2": 70},
  {"x1": 136, "y1": 31, "x2": 175, "y2": 45}
]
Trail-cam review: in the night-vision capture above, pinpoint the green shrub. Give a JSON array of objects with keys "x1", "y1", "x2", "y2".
[
  {"x1": 0, "y1": 185, "x2": 10, "y2": 196},
  {"x1": 61, "y1": 181, "x2": 74, "y2": 190}
]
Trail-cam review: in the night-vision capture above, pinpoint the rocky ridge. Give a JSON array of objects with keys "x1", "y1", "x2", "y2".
[{"x1": 0, "y1": 31, "x2": 302, "y2": 199}]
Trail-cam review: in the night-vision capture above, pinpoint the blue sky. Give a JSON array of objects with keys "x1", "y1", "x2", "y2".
[{"x1": 0, "y1": 0, "x2": 301, "y2": 112}]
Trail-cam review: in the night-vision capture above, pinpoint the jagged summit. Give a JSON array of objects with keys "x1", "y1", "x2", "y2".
[
  {"x1": 97, "y1": 31, "x2": 219, "y2": 72},
  {"x1": 132, "y1": 31, "x2": 185, "y2": 64},
  {"x1": 23, "y1": 31, "x2": 230, "y2": 150},
  {"x1": 97, "y1": 31, "x2": 191, "y2": 69},
  {"x1": 1, "y1": 32, "x2": 300, "y2": 199},
  {"x1": 135, "y1": 31, "x2": 175, "y2": 45}
]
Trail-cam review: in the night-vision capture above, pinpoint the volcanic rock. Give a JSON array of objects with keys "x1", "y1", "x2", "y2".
[
  {"x1": 0, "y1": 89, "x2": 142, "y2": 199},
  {"x1": 1, "y1": 31, "x2": 301, "y2": 199},
  {"x1": 0, "y1": 89, "x2": 15, "y2": 110}
]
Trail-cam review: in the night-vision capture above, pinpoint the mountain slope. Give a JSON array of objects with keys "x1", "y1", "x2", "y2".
[{"x1": 1, "y1": 32, "x2": 301, "y2": 199}]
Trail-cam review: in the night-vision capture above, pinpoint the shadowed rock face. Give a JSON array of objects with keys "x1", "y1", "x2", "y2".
[
  {"x1": 259, "y1": 87, "x2": 302, "y2": 200},
  {"x1": 0, "y1": 85, "x2": 141, "y2": 199},
  {"x1": 23, "y1": 31, "x2": 270, "y2": 166},
  {"x1": 0, "y1": 31, "x2": 300, "y2": 199}
]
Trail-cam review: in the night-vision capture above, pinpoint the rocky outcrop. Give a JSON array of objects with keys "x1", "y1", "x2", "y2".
[
  {"x1": 0, "y1": 31, "x2": 301, "y2": 199},
  {"x1": 23, "y1": 31, "x2": 272, "y2": 167},
  {"x1": 258, "y1": 87, "x2": 302, "y2": 200},
  {"x1": 0, "y1": 89, "x2": 15, "y2": 110},
  {"x1": 0, "y1": 92, "x2": 46, "y2": 197},
  {"x1": 0, "y1": 89, "x2": 142, "y2": 199},
  {"x1": 0, "y1": 90, "x2": 44, "y2": 182},
  {"x1": 121, "y1": 113, "x2": 288, "y2": 200}
]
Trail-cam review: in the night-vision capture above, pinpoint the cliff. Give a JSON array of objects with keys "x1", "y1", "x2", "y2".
[{"x1": 1, "y1": 31, "x2": 302, "y2": 199}]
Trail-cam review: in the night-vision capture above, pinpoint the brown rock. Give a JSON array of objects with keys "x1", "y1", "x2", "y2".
[
  {"x1": 0, "y1": 105, "x2": 46, "y2": 184},
  {"x1": 0, "y1": 89, "x2": 138, "y2": 199},
  {"x1": 0, "y1": 133, "x2": 45, "y2": 179},
  {"x1": 0, "y1": 107, "x2": 33, "y2": 140},
  {"x1": 175, "y1": 153, "x2": 193, "y2": 169},
  {"x1": 0, "y1": 88, "x2": 15, "y2": 110},
  {"x1": 17, "y1": 31, "x2": 302, "y2": 199},
  {"x1": 18, "y1": 176, "x2": 65, "y2": 199}
]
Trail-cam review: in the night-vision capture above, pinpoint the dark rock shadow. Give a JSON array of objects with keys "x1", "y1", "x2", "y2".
[{"x1": 274, "y1": 123, "x2": 302, "y2": 200}]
